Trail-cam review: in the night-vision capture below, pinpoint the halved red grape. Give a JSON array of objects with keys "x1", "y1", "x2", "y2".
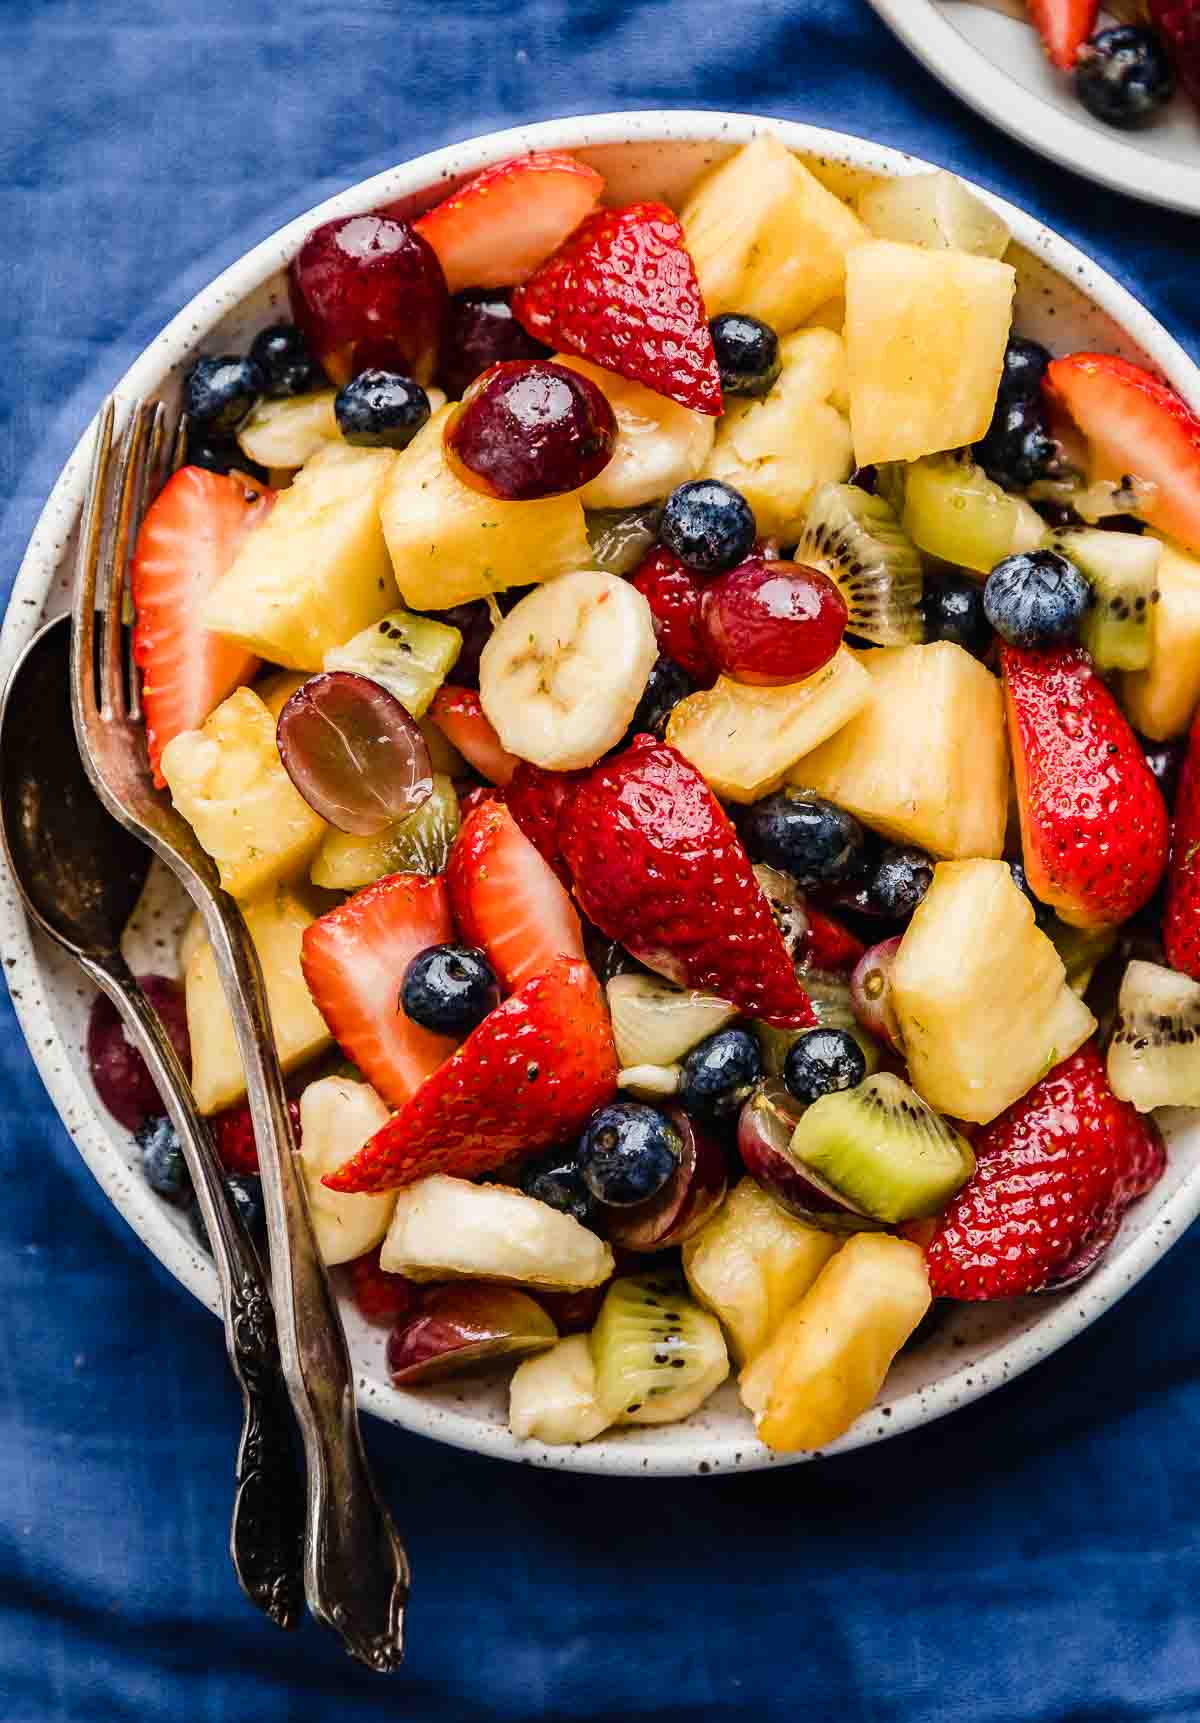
[
  {"x1": 438, "y1": 289, "x2": 552, "y2": 401},
  {"x1": 700, "y1": 558, "x2": 847, "y2": 685},
  {"x1": 605, "y1": 1107, "x2": 727, "y2": 1252},
  {"x1": 386, "y1": 1283, "x2": 556, "y2": 1383},
  {"x1": 277, "y1": 671, "x2": 432, "y2": 836},
  {"x1": 87, "y1": 973, "x2": 190, "y2": 1132},
  {"x1": 737, "y1": 1079, "x2": 877, "y2": 1231},
  {"x1": 443, "y1": 360, "x2": 616, "y2": 500},
  {"x1": 288, "y1": 207, "x2": 447, "y2": 386},
  {"x1": 850, "y1": 936, "x2": 905, "y2": 1053}
]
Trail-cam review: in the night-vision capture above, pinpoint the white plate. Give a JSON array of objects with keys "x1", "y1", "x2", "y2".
[
  {"x1": 869, "y1": 1, "x2": 1200, "y2": 214},
  {"x1": 3, "y1": 110, "x2": 1199, "y2": 1477}
]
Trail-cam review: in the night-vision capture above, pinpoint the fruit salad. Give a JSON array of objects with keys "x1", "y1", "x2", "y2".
[
  {"x1": 1022, "y1": 1, "x2": 1195, "y2": 130},
  {"x1": 88, "y1": 135, "x2": 1200, "y2": 1456}
]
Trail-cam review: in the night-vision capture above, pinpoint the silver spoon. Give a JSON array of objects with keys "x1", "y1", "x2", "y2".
[{"x1": 0, "y1": 613, "x2": 306, "y2": 1629}]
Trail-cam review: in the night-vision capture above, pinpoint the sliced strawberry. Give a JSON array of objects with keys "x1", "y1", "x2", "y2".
[
  {"x1": 446, "y1": 798, "x2": 584, "y2": 992},
  {"x1": 414, "y1": 150, "x2": 603, "y2": 296},
  {"x1": 802, "y1": 906, "x2": 865, "y2": 972},
  {"x1": 512, "y1": 202, "x2": 722, "y2": 415},
  {"x1": 458, "y1": 784, "x2": 502, "y2": 819},
  {"x1": 504, "y1": 761, "x2": 582, "y2": 883},
  {"x1": 1151, "y1": 0, "x2": 1200, "y2": 107},
  {"x1": 927, "y1": 1042, "x2": 1165, "y2": 1299},
  {"x1": 1025, "y1": 0, "x2": 1098, "y2": 68},
  {"x1": 427, "y1": 685, "x2": 519, "y2": 785},
  {"x1": 213, "y1": 1097, "x2": 302, "y2": 1176},
  {"x1": 300, "y1": 873, "x2": 458, "y2": 1110},
  {"x1": 1164, "y1": 703, "x2": 1200, "y2": 977},
  {"x1": 324, "y1": 956, "x2": 617, "y2": 1194},
  {"x1": 1002, "y1": 643, "x2": 1168, "y2": 928},
  {"x1": 631, "y1": 547, "x2": 719, "y2": 686},
  {"x1": 1044, "y1": 353, "x2": 1200, "y2": 553},
  {"x1": 131, "y1": 465, "x2": 273, "y2": 785}
]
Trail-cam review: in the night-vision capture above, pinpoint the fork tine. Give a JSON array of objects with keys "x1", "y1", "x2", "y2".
[
  {"x1": 125, "y1": 401, "x2": 168, "y2": 723},
  {"x1": 170, "y1": 411, "x2": 189, "y2": 478},
  {"x1": 70, "y1": 396, "x2": 116, "y2": 729},
  {"x1": 99, "y1": 401, "x2": 153, "y2": 719}
]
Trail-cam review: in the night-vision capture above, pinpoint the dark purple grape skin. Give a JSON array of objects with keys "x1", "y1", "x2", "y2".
[
  {"x1": 276, "y1": 671, "x2": 432, "y2": 835},
  {"x1": 438, "y1": 289, "x2": 551, "y2": 401},
  {"x1": 87, "y1": 974, "x2": 190, "y2": 1132},
  {"x1": 443, "y1": 360, "x2": 617, "y2": 501},
  {"x1": 431, "y1": 587, "x2": 535, "y2": 689}
]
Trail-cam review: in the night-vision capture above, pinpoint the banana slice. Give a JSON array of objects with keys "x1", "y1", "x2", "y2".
[
  {"x1": 380, "y1": 1174, "x2": 615, "y2": 1289},
  {"x1": 479, "y1": 570, "x2": 658, "y2": 770},
  {"x1": 556, "y1": 355, "x2": 715, "y2": 510},
  {"x1": 298, "y1": 1076, "x2": 397, "y2": 1266}
]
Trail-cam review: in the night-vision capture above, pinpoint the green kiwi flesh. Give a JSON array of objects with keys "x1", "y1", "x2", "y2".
[
  {"x1": 1107, "y1": 958, "x2": 1200, "y2": 1112},
  {"x1": 589, "y1": 1274, "x2": 726, "y2": 1422},
  {"x1": 791, "y1": 482, "x2": 923, "y2": 646},
  {"x1": 1045, "y1": 527, "x2": 1160, "y2": 673}
]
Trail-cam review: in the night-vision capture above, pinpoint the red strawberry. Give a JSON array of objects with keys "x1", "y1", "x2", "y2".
[
  {"x1": 512, "y1": 202, "x2": 722, "y2": 415},
  {"x1": 414, "y1": 150, "x2": 603, "y2": 295},
  {"x1": 324, "y1": 956, "x2": 617, "y2": 1193},
  {"x1": 213, "y1": 1097, "x2": 302, "y2": 1176},
  {"x1": 1024, "y1": 0, "x2": 1098, "y2": 68},
  {"x1": 631, "y1": 547, "x2": 718, "y2": 686},
  {"x1": 1002, "y1": 643, "x2": 1168, "y2": 928},
  {"x1": 1044, "y1": 353, "x2": 1200, "y2": 553},
  {"x1": 300, "y1": 873, "x2": 458, "y2": 1110},
  {"x1": 458, "y1": 784, "x2": 501, "y2": 819},
  {"x1": 1151, "y1": 0, "x2": 1200, "y2": 107},
  {"x1": 1163, "y1": 703, "x2": 1200, "y2": 977},
  {"x1": 802, "y1": 905, "x2": 865, "y2": 972},
  {"x1": 348, "y1": 1249, "x2": 419, "y2": 1326},
  {"x1": 560, "y1": 736, "x2": 816, "y2": 1028},
  {"x1": 427, "y1": 685, "x2": 518, "y2": 785},
  {"x1": 131, "y1": 466, "x2": 273, "y2": 785},
  {"x1": 927, "y1": 1043, "x2": 1166, "y2": 1299},
  {"x1": 504, "y1": 760, "x2": 582, "y2": 882},
  {"x1": 446, "y1": 798, "x2": 585, "y2": 992}
]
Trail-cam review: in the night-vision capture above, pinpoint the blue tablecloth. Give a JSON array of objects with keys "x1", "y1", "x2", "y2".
[{"x1": 4, "y1": 3, "x2": 1200, "y2": 1717}]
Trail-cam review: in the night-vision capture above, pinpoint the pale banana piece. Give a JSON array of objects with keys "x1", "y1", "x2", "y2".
[
  {"x1": 509, "y1": 1335, "x2": 613, "y2": 1445},
  {"x1": 555, "y1": 355, "x2": 715, "y2": 509},
  {"x1": 616, "y1": 1063, "x2": 682, "y2": 1100},
  {"x1": 298, "y1": 1076, "x2": 397, "y2": 1267},
  {"x1": 380, "y1": 1174, "x2": 615, "y2": 1289},
  {"x1": 479, "y1": 570, "x2": 658, "y2": 770},
  {"x1": 237, "y1": 385, "x2": 448, "y2": 473}
]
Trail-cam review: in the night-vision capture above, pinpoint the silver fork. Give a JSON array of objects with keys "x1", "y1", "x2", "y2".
[{"x1": 71, "y1": 396, "x2": 410, "y2": 1671}]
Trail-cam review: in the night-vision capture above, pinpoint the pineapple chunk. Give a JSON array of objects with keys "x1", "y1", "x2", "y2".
[
  {"x1": 201, "y1": 442, "x2": 399, "y2": 669},
  {"x1": 892, "y1": 859, "x2": 1096, "y2": 1124},
  {"x1": 845, "y1": 240, "x2": 1016, "y2": 466},
  {"x1": 702, "y1": 329, "x2": 853, "y2": 536},
  {"x1": 1120, "y1": 540, "x2": 1200, "y2": 740},
  {"x1": 179, "y1": 908, "x2": 205, "y2": 971},
  {"x1": 857, "y1": 171, "x2": 1010, "y2": 259},
  {"x1": 298, "y1": 1076, "x2": 397, "y2": 1267},
  {"x1": 666, "y1": 649, "x2": 872, "y2": 804},
  {"x1": 237, "y1": 389, "x2": 340, "y2": 470},
  {"x1": 682, "y1": 1179, "x2": 839, "y2": 1365},
  {"x1": 254, "y1": 671, "x2": 308, "y2": 722},
  {"x1": 555, "y1": 355, "x2": 715, "y2": 510},
  {"x1": 739, "y1": 1234, "x2": 929, "y2": 1452},
  {"x1": 681, "y1": 134, "x2": 867, "y2": 333},
  {"x1": 380, "y1": 405, "x2": 591, "y2": 610},
  {"x1": 789, "y1": 643, "x2": 1008, "y2": 860},
  {"x1": 160, "y1": 687, "x2": 326, "y2": 900},
  {"x1": 186, "y1": 886, "x2": 333, "y2": 1114}
]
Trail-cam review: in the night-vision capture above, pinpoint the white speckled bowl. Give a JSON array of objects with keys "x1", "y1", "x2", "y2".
[{"x1": 3, "y1": 112, "x2": 1197, "y2": 1477}]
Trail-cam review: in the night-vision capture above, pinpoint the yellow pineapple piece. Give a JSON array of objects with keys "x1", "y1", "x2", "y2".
[
  {"x1": 857, "y1": 171, "x2": 1010, "y2": 258},
  {"x1": 236, "y1": 389, "x2": 340, "y2": 470},
  {"x1": 379, "y1": 405, "x2": 591, "y2": 610},
  {"x1": 666, "y1": 649, "x2": 872, "y2": 805},
  {"x1": 186, "y1": 886, "x2": 333, "y2": 1114},
  {"x1": 160, "y1": 687, "x2": 326, "y2": 901},
  {"x1": 178, "y1": 909, "x2": 205, "y2": 972},
  {"x1": 555, "y1": 355, "x2": 715, "y2": 510},
  {"x1": 1120, "y1": 540, "x2": 1200, "y2": 739},
  {"x1": 254, "y1": 671, "x2": 308, "y2": 721},
  {"x1": 844, "y1": 239, "x2": 1015, "y2": 466},
  {"x1": 892, "y1": 859, "x2": 1096, "y2": 1124},
  {"x1": 681, "y1": 134, "x2": 867, "y2": 333},
  {"x1": 739, "y1": 1233, "x2": 929, "y2": 1452},
  {"x1": 682, "y1": 1179, "x2": 839, "y2": 1365},
  {"x1": 702, "y1": 328, "x2": 854, "y2": 535},
  {"x1": 789, "y1": 642, "x2": 1008, "y2": 860}
]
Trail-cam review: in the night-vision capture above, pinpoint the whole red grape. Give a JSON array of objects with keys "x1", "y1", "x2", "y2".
[
  {"x1": 701, "y1": 558, "x2": 847, "y2": 685},
  {"x1": 443, "y1": 360, "x2": 616, "y2": 501}
]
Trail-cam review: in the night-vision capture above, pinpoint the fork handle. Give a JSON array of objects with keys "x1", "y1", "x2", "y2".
[
  {"x1": 194, "y1": 891, "x2": 409, "y2": 1672},
  {"x1": 83, "y1": 951, "x2": 305, "y2": 1630}
]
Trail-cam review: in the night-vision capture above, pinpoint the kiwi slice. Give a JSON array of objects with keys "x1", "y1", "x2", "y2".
[
  {"x1": 310, "y1": 773, "x2": 460, "y2": 890},
  {"x1": 1107, "y1": 958, "x2": 1200, "y2": 1112},
  {"x1": 792, "y1": 482, "x2": 923, "y2": 646},
  {"x1": 586, "y1": 504, "x2": 662, "y2": 576},
  {"x1": 755, "y1": 972, "x2": 879, "y2": 1077},
  {"x1": 902, "y1": 453, "x2": 1045, "y2": 575},
  {"x1": 1044, "y1": 527, "x2": 1160, "y2": 673},
  {"x1": 589, "y1": 1273, "x2": 728, "y2": 1424},
  {"x1": 324, "y1": 607, "x2": 462, "y2": 719},
  {"x1": 788, "y1": 1071, "x2": 975, "y2": 1224}
]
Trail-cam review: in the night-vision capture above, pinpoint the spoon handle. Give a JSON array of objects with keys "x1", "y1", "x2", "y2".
[
  {"x1": 85, "y1": 951, "x2": 306, "y2": 1631},
  {"x1": 193, "y1": 891, "x2": 409, "y2": 1672}
]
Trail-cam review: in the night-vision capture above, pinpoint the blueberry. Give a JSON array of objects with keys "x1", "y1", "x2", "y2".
[
  {"x1": 921, "y1": 571, "x2": 992, "y2": 658},
  {"x1": 136, "y1": 1114, "x2": 191, "y2": 1204},
  {"x1": 740, "y1": 789, "x2": 866, "y2": 887},
  {"x1": 249, "y1": 322, "x2": 321, "y2": 397},
  {"x1": 578, "y1": 1101, "x2": 682, "y2": 1206},
  {"x1": 983, "y1": 549, "x2": 1091, "y2": 648},
  {"x1": 678, "y1": 1027, "x2": 763, "y2": 1123},
  {"x1": 189, "y1": 1174, "x2": 264, "y2": 1253},
  {"x1": 709, "y1": 313, "x2": 781, "y2": 398},
  {"x1": 869, "y1": 846, "x2": 934, "y2": 920},
  {"x1": 783, "y1": 1027, "x2": 866, "y2": 1105},
  {"x1": 1142, "y1": 736, "x2": 1184, "y2": 807},
  {"x1": 336, "y1": 369, "x2": 431, "y2": 450},
  {"x1": 623, "y1": 655, "x2": 693, "y2": 743},
  {"x1": 1008, "y1": 859, "x2": 1054, "y2": 930},
  {"x1": 977, "y1": 396, "x2": 1059, "y2": 491},
  {"x1": 401, "y1": 943, "x2": 499, "y2": 1035},
  {"x1": 184, "y1": 355, "x2": 264, "y2": 434},
  {"x1": 1076, "y1": 26, "x2": 1175, "y2": 129},
  {"x1": 583, "y1": 925, "x2": 646, "y2": 985},
  {"x1": 995, "y1": 336, "x2": 1052, "y2": 406},
  {"x1": 660, "y1": 479, "x2": 757, "y2": 575},
  {"x1": 185, "y1": 430, "x2": 269, "y2": 486},
  {"x1": 518, "y1": 1148, "x2": 596, "y2": 1227}
]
